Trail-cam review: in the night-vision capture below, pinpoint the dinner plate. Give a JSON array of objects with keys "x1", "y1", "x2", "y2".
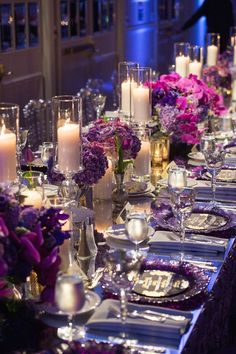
[
  {"x1": 40, "y1": 290, "x2": 101, "y2": 316},
  {"x1": 102, "y1": 256, "x2": 209, "y2": 308},
  {"x1": 204, "y1": 169, "x2": 236, "y2": 182},
  {"x1": 152, "y1": 202, "x2": 236, "y2": 234},
  {"x1": 158, "y1": 178, "x2": 197, "y2": 188},
  {"x1": 188, "y1": 151, "x2": 205, "y2": 161},
  {"x1": 125, "y1": 181, "x2": 155, "y2": 196}
]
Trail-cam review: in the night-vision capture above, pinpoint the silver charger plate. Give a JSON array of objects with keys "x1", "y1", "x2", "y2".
[{"x1": 185, "y1": 213, "x2": 227, "y2": 231}]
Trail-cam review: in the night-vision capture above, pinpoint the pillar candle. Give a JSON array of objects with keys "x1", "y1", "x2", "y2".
[
  {"x1": 57, "y1": 121, "x2": 80, "y2": 172},
  {"x1": 133, "y1": 86, "x2": 150, "y2": 123},
  {"x1": 234, "y1": 46, "x2": 236, "y2": 65},
  {"x1": 134, "y1": 141, "x2": 151, "y2": 176},
  {"x1": 175, "y1": 55, "x2": 189, "y2": 77},
  {"x1": 0, "y1": 127, "x2": 16, "y2": 183},
  {"x1": 207, "y1": 45, "x2": 218, "y2": 66},
  {"x1": 93, "y1": 159, "x2": 113, "y2": 200},
  {"x1": 189, "y1": 60, "x2": 202, "y2": 79},
  {"x1": 23, "y1": 189, "x2": 43, "y2": 208},
  {"x1": 121, "y1": 78, "x2": 137, "y2": 115}
]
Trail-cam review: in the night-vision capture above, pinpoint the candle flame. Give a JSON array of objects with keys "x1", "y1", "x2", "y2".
[{"x1": 0, "y1": 122, "x2": 6, "y2": 135}]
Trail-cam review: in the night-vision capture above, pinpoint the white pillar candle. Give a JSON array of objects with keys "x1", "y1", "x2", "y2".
[
  {"x1": 207, "y1": 45, "x2": 218, "y2": 66},
  {"x1": 133, "y1": 86, "x2": 150, "y2": 123},
  {"x1": 0, "y1": 126, "x2": 16, "y2": 183},
  {"x1": 175, "y1": 55, "x2": 189, "y2": 77},
  {"x1": 234, "y1": 46, "x2": 236, "y2": 65},
  {"x1": 189, "y1": 60, "x2": 202, "y2": 79},
  {"x1": 121, "y1": 78, "x2": 137, "y2": 115},
  {"x1": 93, "y1": 159, "x2": 113, "y2": 200},
  {"x1": 23, "y1": 189, "x2": 43, "y2": 208},
  {"x1": 232, "y1": 80, "x2": 236, "y2": 101},
  {"x1": 134, "y1": 141, "x2": 151, "y2": 176},
  {"x1": 57, "y1": 121, "x2": 80, "y2": 172}
]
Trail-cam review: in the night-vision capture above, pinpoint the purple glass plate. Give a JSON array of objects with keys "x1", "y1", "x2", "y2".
[
  {"x1": 102, "y1": 255, "x2": 209, "y2": 310},
  {"x1": 151, "y1": 202, "x2": 236, "y2": 237}
]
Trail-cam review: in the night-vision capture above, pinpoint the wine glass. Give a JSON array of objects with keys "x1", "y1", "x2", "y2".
[
  {"x1": 125, "y1": 211, "x2": 149, "y2": 256},
  {"x1": 55, "y1": 272, "x2": 86, "y2": 341},
  {"x1": 169, "y1": 187, "x2": 196, "y2": 261},
  {"x1": 104, "y1": 249, "x2": 141, "y2": 341},
  {"x1": 41, "y1": 142, "x2": 54, "y2": 164},
  {"x1": 92, "y1": 93, "x2": 106, "y2": 119},
  {"x1": 168, "y1": 165, "x2": 187, "y2": 192},
  {"x1": 200, "y1": 133, "x2": 226, "y2": 206}
]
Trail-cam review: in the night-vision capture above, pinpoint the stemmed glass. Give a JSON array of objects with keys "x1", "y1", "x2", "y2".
[
  {"x1": 200, "y1": 133, "x2": 226, "y2": 206},
  {"x1": 104, "y1": 249, "x2": 141, "y2": 341},
  {"x1": 91, "y1": 93, "x2": 106, "y2": 119},
  {"x1": 168, "y1": 166, "x2": 187, "y2": 191},
  {"x1": 169, "y1": 187, "x2": 196, "y2": 261},
  {"x1": 55, "y1": 272, "x2": 86, "y2": 341},
  {"x1": 41, "y1": 142, "x2": 54, "y2": 165},
  {"x1": 125, "y1": 211, "x2": 149, "y2": 256}
]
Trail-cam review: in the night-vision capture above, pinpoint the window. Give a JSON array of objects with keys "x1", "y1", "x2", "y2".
[
  {"x1": 93, "y1": 0, "x2": 114, "y2": 33},
  {"x1": 60, "y1": 0, "x2": 88, "y2": 40}
]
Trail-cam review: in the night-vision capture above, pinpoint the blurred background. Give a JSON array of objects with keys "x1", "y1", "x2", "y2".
[{"x1": 0, "y1": 0, "x2": 235, "y2": 112}]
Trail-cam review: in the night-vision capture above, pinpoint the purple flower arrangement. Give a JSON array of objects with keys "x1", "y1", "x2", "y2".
[
  {"x1": 84, "y1": 118, "x2": 141, "y2": 173},
  {"x1": 151, "y1": 73, "x2": 226, "y2": 145},
  {"x1": 0, "y1": 190, "x2": 70, "y2": 302}
]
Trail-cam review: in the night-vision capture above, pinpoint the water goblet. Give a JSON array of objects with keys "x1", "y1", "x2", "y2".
[
  {"x1": 125, "y1": 211, "x2": 149, "y2": 256},
  {"x1": 200, "y1": 133, "x2": 226, "y2": 205},
  {"x1": 168, "y1": 165, "x2": 187, "y2": 192},
  {"x1": 104, "y1": 249, "x2": 141, "y2": 341},
  {"x1": 55, "y1": 272, "x2": 86, "y2": 341},
  {"x1": 92, "y1": 93, "x2": 106, "y2": 119},
  {"x1": 169, "y1": 187, "x2": 196, "y2": 261}
]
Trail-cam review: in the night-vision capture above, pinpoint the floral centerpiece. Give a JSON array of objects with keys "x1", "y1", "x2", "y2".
[
  {"x1": 0, "y1": 190, "x2": 70, "y2": 302},
  {"x1": 151, "y1": 73, "x2": 226, "y2": 145},
  {"x1": 84, "y1": 118, "x2": 141, "y2": 174}
]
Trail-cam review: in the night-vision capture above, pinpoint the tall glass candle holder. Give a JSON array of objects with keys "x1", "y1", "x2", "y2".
[
  {"x1": 52, "y1": 95, "x2": 82, "y2": 200},
  {"x1": 174, "y1": 42, "x2": 190, "y2": 77},
  {"x1": 0, "y1": 103, "x2": 19, "y2": 185},
  {"x1": 118, "y1": 61, "x2": 139, "y2": 119},
  {"x1": 133, "y1": 128, "x2": 151, "y2": 181},
  {"x1": 230, "y1": 34, "x2": 236, "y2": 66},
  {"x1": 206, "y1": 33, "x2": 220, "y2": 66},
  {"x1": 189, "y1": 45, "x2": 202, "y2": 79},
  {"x1": 130, "y1": 67, "x2": 152, "y2": 125}
]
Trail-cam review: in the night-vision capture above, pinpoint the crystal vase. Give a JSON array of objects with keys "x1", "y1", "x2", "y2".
[{"x1": 112, "y1": 172, "x2": 128, "y2": 207}]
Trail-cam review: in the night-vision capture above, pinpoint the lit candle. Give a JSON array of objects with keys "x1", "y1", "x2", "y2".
[
  {"x1": 207, "y1": 45, "x2": 218, "y2": 66},
  {"x1": 189, "y1": 60, "x2": 202, "y2": 79},
  {"x1": 93, "y1": 159, "x2": 113, "y2": 200},
  {"x1": 175, "y1": 55, "x2": 189, "y2": 77},
  {"x1": 0, "y1": 123, "x2": 16, "y2": 183},
  {"x1": 57, "y1": 119, "x2": 80, "y2": 172},
  {"x1": 23, "y1": 189, "x2": 43, "y2": 208},
  {"x1": 134, "y1": 141, "x2": 151, "y2": 176},
  {"x1": 133, "y1": 86, "x2": 150, "y2": 123},
  {"x1": 121, "y1": 78, "x2": 137, "y2": 115},
  {"x1": 234, "y1": 46, "x2": 236, "y2": 65}
]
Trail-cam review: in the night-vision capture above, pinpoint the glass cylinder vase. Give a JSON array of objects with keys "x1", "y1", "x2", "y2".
[
  {"x1": 0, "y1": 103, "x2": 19, "y2": 185},
  {"x1": 189, "y1": 45, "x2": 203, "y2": 79},
  {"x1": 118, "y1": 61, "x2": 139, "y2": 119},
  {"x1": 206, "y1": 33, "x2": 220, "y2": 67},
  {"x1": 130, "y1": 67, "x2": 152, "y2": 125},
  {"x1": 174, "y1": 42, "x2": 190, "y2": 78},
  {"x1": 52, "y1": 95, "x2": 83, "y2": 201},
  {"x1": 133, "y1": 128, "x2": 151, "y2": 181}
]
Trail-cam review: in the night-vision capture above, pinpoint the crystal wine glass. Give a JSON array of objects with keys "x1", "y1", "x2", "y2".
[
  {"x1": 92, "y1": 93, "x2": 106, "y2": 119},
  {"x1": 104, "y1": 249, "x2": 141, "y2": 341},
  {"x1": 55, "y1": 272, "x2": 86, "y2": 341},
  {"x1": 169, "y1": 187, "x2": 196, "y2": 261},
  {"x1": 168, "y1": 166, "x2": 187, "y2": 192},
  {"x1": 200, "y1": 133, "x2": 226, "y2": 206},
  {"x1": 125, "y1": 211, "x2": 149, "y2": 256}
]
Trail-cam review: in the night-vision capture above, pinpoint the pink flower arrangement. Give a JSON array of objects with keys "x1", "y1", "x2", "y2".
[{"x1": 151, "y1": 73, "x2": 226, "y2": 144}]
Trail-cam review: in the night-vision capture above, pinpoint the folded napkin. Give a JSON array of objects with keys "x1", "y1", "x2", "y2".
[
  {"x1": 148, "y1": 231, "x2": 227, "y2": 254},
  {"x1": 195, "y1": 180, "x2": 236, "y2": 203},
  {"x1": 86, "y1": 299, "x2": 192, "y2": 347},
  {"x1": 105, "y1": 224, "x2": 154, "y2": 250}
]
